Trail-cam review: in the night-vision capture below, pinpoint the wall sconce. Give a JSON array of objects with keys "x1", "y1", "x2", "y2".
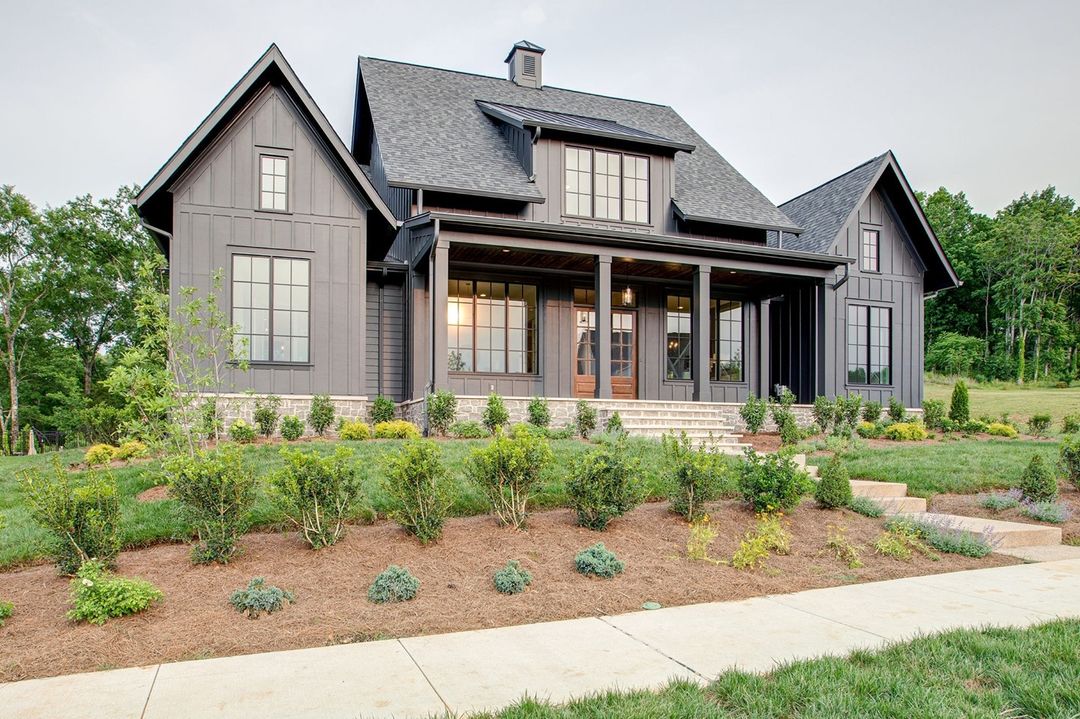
[{"x1": 621, "y1": 286, "x2": 634, "y2": 306}]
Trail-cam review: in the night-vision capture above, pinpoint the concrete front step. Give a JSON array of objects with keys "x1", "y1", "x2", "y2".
[
  {"x1": 625, "y1": 429, "x2": 743, "y2": 443},
  {"x1": 898, "y1": 512, "x2": 1063, "y2": 549},
  {"x1": 615, "y1": 409, "x2": 735, "y2": 420},
  {"x1": 850, "y1": 479, "x2": 909, "y2": 499},
  {"x1": 621, "y1": 418, "x2": 737, "y2": 429},
  {"x1": 869, "y1": 496, "x2": 928, "y2": 514}
]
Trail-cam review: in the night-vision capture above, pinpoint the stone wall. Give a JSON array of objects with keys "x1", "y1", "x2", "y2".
[{"x1": 202, "y1": 393, "x2": 369, "y2": 438}]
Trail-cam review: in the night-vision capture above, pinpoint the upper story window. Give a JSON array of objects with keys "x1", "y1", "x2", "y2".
[
  {"x1": 861, "y1": 228, "x2": 880, "y2": 272},
  {"x1": 564, "y1": 146, "x2": 649, "y2": 224},
  {"x1": 259, "y1": 155, "x2": 288, "y2": 211},
  {"x1": 232, "y1": 254, "x2": 310, "y2": 363}
]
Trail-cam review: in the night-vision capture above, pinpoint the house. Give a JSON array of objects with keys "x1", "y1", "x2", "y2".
[{"x1": 135, "y1": 43, "x2": 958, "y2": 434}]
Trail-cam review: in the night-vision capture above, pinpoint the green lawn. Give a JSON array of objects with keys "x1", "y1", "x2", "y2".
[
  {"x1": 924, "y1": 376, "x2": 1080, "y2": 429},
  {"x1": 0, "y1": 437, "x2": 678, "y2": 570},
  {"x1": 475, "y1": 620, "x2": 1080, "y2": 719}
]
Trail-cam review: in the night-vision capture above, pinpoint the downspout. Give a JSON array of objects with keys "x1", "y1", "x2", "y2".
[
  {"x1": 427, "y1": 218, "x2": 440, "y2": 396},
  {"x1": 139, "y1": 219, "x2": 172, "y2": 247},
  {"x1": 377, "y1": 267, "x2": 386, "y2": 397},
  {"x1": 831, "y1": 262, "x2": 850, "y2": 291}
]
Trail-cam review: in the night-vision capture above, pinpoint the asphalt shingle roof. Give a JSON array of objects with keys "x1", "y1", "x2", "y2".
[{"x1": 358, "y1": 57, "x2": 800, "y2": 232}]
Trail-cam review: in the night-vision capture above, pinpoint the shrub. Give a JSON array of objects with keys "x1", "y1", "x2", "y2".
[
  {"x1": 978, "y1": 489, "x2": 1022, "y2": 512},
  {"x1": 862, "y1": 401, "x2": 883, "y2": 423},
  {"x1": 857, "y1": 421, "x2": 883, "y2": 439},
  {"x1": 567, "y1": 439, "x2": 642, "y2": 530},
  {"x1": 371, "y1": 395, "x2": 396, "y2": 425},
  {"x1": 836, "y1": 394, "x2": 863, "y2": 434},
  {"x1": 84, "y1": 443, "x2": 115, "y2": 466},
  {"x1": 574, "y1": 542, "x2": 624, "y2": 578},
  {"x1": 663, "y1": 433, "x2": 734, "y2": 521},
  {"x1": 228, "y1": 418, "x2": 256, "y2": 444},
  {"x1": 873, "y1": 520, "x2": 937, "y2": 561},
  {"x1": 825, "y1": 524, "x2": 862, "y2": 569},
  {"x1": 1018, "y1": 453, "x2": 1058, "y2": 503},
  {"x1": 368, "y1": 565, "x2": 419, "y2": 603},
  {"x1": 271, "y1": 447, "x2": 362, "y2": 548},
  {"x1": 426, "y1": 390, "x2": 457, "y2": 436},
  {"x1": 814, "y1": 456, "x2": 853, "y2": 509},
  {"x1": 604, "y1": 411, "x2": 624, "y2": 435},
  {"x1": 466, "y1": 430, "x2": 552, "y2": 529},
  {"x1": 113, "y1": 440, "x2": 148, "y2": 461},
  {"x1": 253, "y1": 395, "x2": 281, "y2": 438},
  {"x1": 229, "y1": 577, "x2": 294, "y2": 618},
  {"x1": 307, "y1": 394, "x2": 335, "y2": 436},
  {"x1": 19, "y1": 459, "x2": 121, "y2": 574},
  {"x1": 374, "y1": 420, "x2": 422, "y2": 440},
  {"x1": 575, "y1": 400, "x2": 597, "y2": 439},
  {"x1": 686, "y1": 514, "x2": 720, "y2": 562},
  {"x1": 67, "y1": 560, "x2": 162, "y2": 625},
  {"x1": 449, "y1": 420, "x2": 489, "y2": 439},
  {"x1": 1021, "y1": 500, "x2": 1072, "y2": 524},
  {"x1": 738, "y1": 450, "x2": 808, "y2": 513},
  {"x1": 337, "y1": 420, "x2": 370, "y2": 441},
  {"x1": 889, "y1": 516, "x2": 994, "y2": 558},
  {"x1": 883, "y1": 422, "x2": 929, "y2": 441},
  {"x1": 948, "y1": 381, "x2": 970, "y2": 424},
  {"x1": 280, "y1": 415, "x2": 304, "y2": 441},
  {"x1": 812, "y1": 396, "x2": 836, "y2": 434},
  {"x1": 164, "y1": 444, "x2": 256, "y2": 564},
  {"x1": 383, "y1": 440, "x2": 451, "y2": 544},
  {"x1": 770, "y1": 388, "x2": 799, "y2": 445},
  {"x1": 526, "y1": 397, "x2": 551, "y2": 428},
  {"x1": 0, "y1": 600, "x2": 11, "y2": 627},
  {"x1": 1061, "y1": 435, "x2": 1080, "y2": 490},
  {"x1": 984, "y1": 422, "x2": 1017, "y2": 438},
  {"x1": 962, "y1": 419, "x2": 989, "y2": 434},
  {"x1": 739, "y1": 395, "x2": 767, "y2": 434},
  {"x1": 482, "y1": 392, "x2": 509, "y2": 433},
  {"x1": 198, "y1": 397, "x2": 222, "y2": 439},
  {"x1": 922, "y1": 399, "x2": 946, "y2": 430},
  {"x1": 493, "y1": 560, "x2": 533, "y2": 595},
  {"x1": 848, "y1": 495, "x2": 884, "y2": 518},
  {"x1": 1027, "y1": 414, "x2": 1052, "y2": 437},
  {"x1": 548, "y1": 424, "x2": 576, "y2": 440},
  {"x1": 731, "y1": 513, "x2": 791, "y2": 570},
  {"x1": 887, "y1": 396, "x2": 906, "y2": 422},
  {"x1": 1063, "y1": 414, "x2": 1080, "y2": 434}
]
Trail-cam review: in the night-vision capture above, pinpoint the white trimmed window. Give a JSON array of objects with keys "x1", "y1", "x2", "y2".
[
  {"x1": 259, "y1": 155, "x2": 288, "y2": 211},
  {"x1": 861, "y1": 229, "x2": 880, "y2": 272}
]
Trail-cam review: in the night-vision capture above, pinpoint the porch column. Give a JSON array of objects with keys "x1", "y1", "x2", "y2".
[
  {"x1": 759, "y1": 298, "x2": 771, "y2": 399},
  {"x1": 594, "y1": 255, "x2": 612, "y2": 399},
  {"x1": 692, "y1": 265, "x2": 711, "y2": 402},
  {"x1": 432, "y1": 238, "x2": 450, "y2": 391}
]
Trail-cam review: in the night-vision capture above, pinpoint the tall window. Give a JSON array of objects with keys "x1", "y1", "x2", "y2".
[
  {"x1": 448, "y1": 280, "x2": 537, "y2": 374},
  {"x1": 564, "y1": 146, "x2": 649, "y2": 223},
  {"x1": 666, "y1": 294, "x2": 692, "y2": 380},
  {"x1": 847, "y1": 305, "x2": 891, "y2": 385},
  {"x1": 861, "y1": 229, "x2": 880, "y2": 272},
  {"x1": 232, "y1": 255, "x2": 309, "y2": 363},
  {"x1": 259, "y1": 155, "x2": 288, "y2": 211},
  {"x1": 711, "y1": 300, "x2": 743, "y2": 382}
]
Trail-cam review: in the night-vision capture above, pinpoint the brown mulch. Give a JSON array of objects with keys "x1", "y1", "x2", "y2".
[
  {"x1": 136, "y1": 485, "x2": 170, "y2": 503},
  {"x1": 740, "y1": 433, "x2": 783, "y2": 453},
  {"x1": 0, "y1": 500, "x2": 1017, "y2": 683},
  {"x1": 930, "y1": 485, "x2": 1080, "y2": 545}
]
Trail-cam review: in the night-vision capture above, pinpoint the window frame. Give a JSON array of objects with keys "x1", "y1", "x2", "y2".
[
  {"x1": 256, "y1": 151, "x2": 291, "y2": 214},
  {"x1": 447, "y1": 279, "x2": 539, "y2": 376},
  {"x1": 846, "y1": 303, "x2": 892, "y2": 386},
  {"x1": 710, "y1": 299, "x2": 744, "y2": 383},
  {"x1": 563, "y1": 145, "x2": 650, "y2": 225},
  {"x1": 230, "y1": 252, "x2": 312, "y2": 366},
  {"x1": 861, "y1": 227, "x2": 881, "y2": 273},
  {"x1": 664, "y1": 293, "x2": 693, "y2": 381}
]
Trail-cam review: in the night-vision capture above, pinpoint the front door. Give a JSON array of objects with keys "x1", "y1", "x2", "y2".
[{"x1": 573, "y1": 307, "x2": 637, "y2": 398}]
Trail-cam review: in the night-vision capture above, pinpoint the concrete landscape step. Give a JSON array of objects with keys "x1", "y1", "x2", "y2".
[
  {"x1": 898, "y1": 512, "x2": 1063, "y2": 549},
  {"x1": 849, "y1": 479, "x2": 909, "y2": 499},
  {"x1": 620, "y1": 418, "x2": 737, "y2": 429},
  {"x1": 869, "y1": 496, "x2": 928, "y2": 514}
]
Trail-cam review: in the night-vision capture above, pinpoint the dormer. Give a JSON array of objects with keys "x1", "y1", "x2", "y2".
[{"x1": 505, "y1": 40, "x2": 545, "y2": 89}]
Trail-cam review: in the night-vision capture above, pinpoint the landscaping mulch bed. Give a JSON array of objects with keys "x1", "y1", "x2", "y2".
[
  {"x1": 0, "y1": 500, "x2": 1016, "y2": 683},
  {"x1": 930, "y1": 485, "x2": 1080, "y2": 544}
]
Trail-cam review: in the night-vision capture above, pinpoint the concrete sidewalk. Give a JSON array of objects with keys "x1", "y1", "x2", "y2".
[{"x1": 5, "y1": 559, "x2": 1080, "y2": 719}]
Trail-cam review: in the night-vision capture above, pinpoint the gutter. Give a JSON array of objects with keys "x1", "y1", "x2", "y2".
[{"x1": 139, "y1": 218, "x2": 172, "y2": 257}]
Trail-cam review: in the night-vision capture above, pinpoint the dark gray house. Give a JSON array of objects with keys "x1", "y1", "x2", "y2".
[{"x1": 136, "y1": 43, "x2": 958, "y2": 433}]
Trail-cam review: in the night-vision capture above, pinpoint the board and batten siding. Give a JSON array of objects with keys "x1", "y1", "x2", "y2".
[
  {"x1": 170, "y1": 83, "x2": 370, "y2": 397},
  {"x1": 824, "y1": 188, "x2": 925, "y2": 408},
  {"x1": 366, "y1": 279, "x2": 406, "y2": 401}
]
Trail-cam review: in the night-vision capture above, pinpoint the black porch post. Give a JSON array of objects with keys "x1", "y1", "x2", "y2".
[
  {"x1": 693, "y1": 265, "x2": 711, "y2": 401},
  {"x1": 432, "y1": 238, "x2": 450, "y2": 391},
  {"x1": 759, "y1": 297, "x2": 771, "y2": 399},
  {"x1": 594, "y1": 255, "x2": 612, "y2": 399}
]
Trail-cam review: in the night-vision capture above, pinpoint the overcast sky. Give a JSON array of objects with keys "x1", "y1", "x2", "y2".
[{"x1": 3, "y1": 0, "x2": 1077, "y2": 215}]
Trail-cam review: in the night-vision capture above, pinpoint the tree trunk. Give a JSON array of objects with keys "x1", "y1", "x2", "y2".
[
  {"x1": 83, "y1": 358, "x2": 94, "y2": 396},
  {"x1": 6, "y1": 333, "x2": 19, "y2": 455}
]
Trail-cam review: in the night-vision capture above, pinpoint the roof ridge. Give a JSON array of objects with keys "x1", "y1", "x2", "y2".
[{"x1": 780, "y1": 152, "x2": 890, "y2": 207}]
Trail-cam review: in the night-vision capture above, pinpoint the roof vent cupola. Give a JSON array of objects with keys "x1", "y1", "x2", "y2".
[{"x1": 505, "y1": 40, "x2": 545, "y2": 89}]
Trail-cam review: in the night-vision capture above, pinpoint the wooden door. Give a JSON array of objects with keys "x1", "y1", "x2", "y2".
[
  {"x1": 573, "y1": 307, "x2": 637, "y2": 399},
  {"x1": 573, "y1": 307, "x2": 596, "y2": 397}
]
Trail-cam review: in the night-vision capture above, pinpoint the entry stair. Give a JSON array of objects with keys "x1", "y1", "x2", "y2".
[{"x1": 608, "y1": 400, "x2": 749, "y2": 454}]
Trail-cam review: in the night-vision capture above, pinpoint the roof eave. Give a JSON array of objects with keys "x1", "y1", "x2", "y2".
[
  {"x1": 672, "y1": 202, "x2": 803, "y2": 235},
  {"x1": 389, "y1": 181, "x2": 546, "y2": 205}
]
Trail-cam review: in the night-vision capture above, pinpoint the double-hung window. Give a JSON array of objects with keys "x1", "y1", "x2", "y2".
[
  {"x1": 232, "y1": 255, "x2": 310, "y2": 363},
  {"x1": 564, "y1": 146, "x2": 649, "y2": 223},
  {"x1": 847, "y1": 305, "x2": 891, "y2": 385}
]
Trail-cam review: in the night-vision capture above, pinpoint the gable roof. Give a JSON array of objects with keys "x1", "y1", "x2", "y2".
[
  {"x1": 356, "y1": 57, "x2": 801, "y2": 233},
  {"x1": 776, "y1": 151, "x2": 960, "y2": 292},
  {"x1": 137, "y1": 44, "x2": 397, "y2": 231}
]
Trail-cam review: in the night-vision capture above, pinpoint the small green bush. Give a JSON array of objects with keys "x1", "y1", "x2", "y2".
[
  {"x1": 986, "y1": 422, "x2": 1019, "y2": 438},
  {"x1": 271, "y1": 447, "x2": 362, "y2": 549},
  {"x1": 814, "y1": 456, "x2": 853, "y2": 509},
  {"x1": 84, "y1": 443, "x2": 115, "y2": 466},
  {"x1": 889, "y1": 516, "x2": 993, "y2": 558},
  {"x1": 67, "y1": 560, "x2": 162, "y2": 625},
  {"x1": 1061, "y1": 435, "x2": 1080, "y2": 490},
  {"x1": 922, "y1": 399, "x2": 946, "y2": 430},
  {"x1": 374, "y1": 420, "x2": 422, "y2": 440},
  {"x1": 949, "y1": 381, "x2": 970, "y2": 424},
  {"x1": 862, "y1": 401, "x2": 883, "y2": 423},
  {"x1": 229, "y1": 577, "x2": 294, "y2": 618},
  {"x1": 527, "y1": 397, "x2": 551, "y2": 428},
  {"x1": 307, "y1": 394, "x2": 336, "y2": 436},
  {"x1": 548, "y1": 424, "x2": 576, "y2": 440},
  {"x1": 575, "y1": 400, "x2": 598, "y2": 439},
  {"x1": 449, "y1": 420, "x2": 489, "y2": 439},
  {"x1": 482, "y1": 392, "x2": 510, "y2": 433},
  {"x1": 567, "y1": 439, "x2": 643, "y2": 530},
  {"x1": 857, "y1": 420, "x2": 883, "y2": 439},
  {"x1": 371, "y1": 395, "x2": 396, "y2": 424},
  {"x1": 812, "y1": 396, "x2": 835, "y2": 434},
  {"x1": 883, "y1": 422, "x2": 929, "y2": 441},
  {"x1": 1027, "y1": 414, "x2": 1052, "y2": 437},
  {"x1": 835, "y1": 394, "x2": 863, "y2": 435},
  {"x1": 164, "y1": 444, "x2": 256, "y2": 564},
  {"x1": 113, "y1": 440, "x2": 148, "y2": 461},
  {"x1": 575, "y1": 542, "x2": 624, "y2": 578},
  {"x1": 383, "y1": 440, "x2": 451, "y2": 544},
  {"x1": 604, "y1": 411, "x2": 624, "y2": 435},
  {"x1": 979, "y1": 490, "x2": 1022, "y2": 512},
  {"x1": 848, "y1": 495, "x2": 884, "y2": 518},
  {"x1": 368, "y1": 565, "x2": 419, "y2": 603},
  {"x1": 0, "y1": 600, "x2": 11, "y2": 627},
  {"x1": 338, "y1": 420, "x2": 371, "y2": 441},
  {"x1": 1021, "y1": 500, "x2": 1071, "y2": 524},
  {"x1": 887, "y1": 397, "x2": 906, "y2": 422},
  {"x1": 663, "y1": 433, "x2": 734, "y2": 521},
  {"x1": 228, "y1": 418, "x2": 256, "y2": 443},
  {"x1": 426, "y1": 390, "x2": 457, "y2": 436},
  {"x1": 731, "y1": 514, "x2": 791, "y2": 570},
  {"x1": 466, "y1": 430, "x2": 552, "y2": 529},
  {"x1": 1062, "y1": 414, "x2": 1080, "y2": 435},
  {"x1": 253, "y1": 395, "x2": 281, "y2": 438},
  {"x1": 962, "y1": 419, "x2": 989, "y2": 434},
  {"x1": 20, "y1": 459, "x2": 121, "y2": 574},
  {"x1": 280, "y1": 415, "x2": 304, "y2": 441},
  {"x1": 493, "y1": 560, "x2": 533, "y2": 595},
  {"x1": 738, "y1": 450, "x2": 809, "y2": 513},
  {"x1": 739, "y1": 395, "x2": 768, "y2": 434},
  {"x1": 1018, "y1": 453, "x2": 1058, "y2": 503}
]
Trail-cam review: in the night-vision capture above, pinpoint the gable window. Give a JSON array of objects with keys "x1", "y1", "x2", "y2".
[
  {"x1": 710, "y1": 299, "x2": 743, "y2": 382},
  {"x1": 259, "y1": 155, "x2": 288, "y2": 211},
  {"x1": 861, "y1": 229, "x2": 880, "y2": 272},
  {"x1": 847, "y1": 305, "x2": 890, "y2": 385},
  {"x1": 232, "y1": 255, "x2": 309, "y2": 363},
  {"x1": 666, "y1": 294, "x2": 692, "y2": 380},
  {"x1": 448, "y1": 280, "x2": 537, "y2": 374},
  {"x1": 564, "y1": 146, "x2": 649, "y2": 224}
]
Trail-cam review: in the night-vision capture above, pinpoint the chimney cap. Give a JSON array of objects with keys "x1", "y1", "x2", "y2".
[{"x1": 504, "y1": 40, "x2": 546, "y2": 63}]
